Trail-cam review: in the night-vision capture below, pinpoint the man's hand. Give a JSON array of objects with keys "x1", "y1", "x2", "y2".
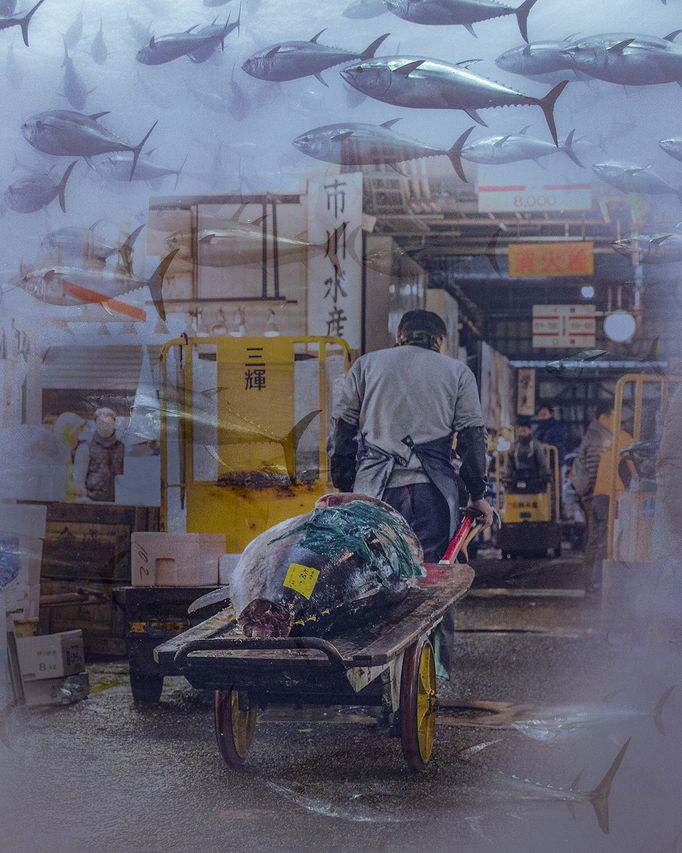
[{"x1": 471, "y1": 498, "x2": 494, "y2": 530}]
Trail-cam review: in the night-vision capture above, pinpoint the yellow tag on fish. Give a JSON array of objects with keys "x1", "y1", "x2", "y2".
[{"x1": 283, "y1": 563, "x2": 320, "y2": 600}]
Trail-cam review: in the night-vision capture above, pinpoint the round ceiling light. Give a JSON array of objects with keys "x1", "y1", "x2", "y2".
[
  {"x1": 580, "y1": 285, "x2": 595, "y2": 299},
  {"x1": 603, "y1": 310, "x2": 636, "y2": 343}
]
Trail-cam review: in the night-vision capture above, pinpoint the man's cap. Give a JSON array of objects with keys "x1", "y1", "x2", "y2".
[{"x1": 397, "y1": 310, "x2": 447, "y2": 337}]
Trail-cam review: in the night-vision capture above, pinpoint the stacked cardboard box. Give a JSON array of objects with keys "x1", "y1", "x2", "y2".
[
  {"x1": 0, "y1": 503, "x2": 46, "y2": 621},
  {"x1": 15, "y1": 629, "x2": 89, "y2": 708},
  {"x1": 131, "y1": 532, "x2": 225, "y2": 587}
]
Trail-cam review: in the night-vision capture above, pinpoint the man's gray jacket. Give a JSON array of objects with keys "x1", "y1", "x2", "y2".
[{"x1": 328, "y1": 344, "x2": 488, "y2": 513}]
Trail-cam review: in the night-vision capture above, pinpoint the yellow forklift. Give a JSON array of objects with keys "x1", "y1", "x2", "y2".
[{"x1": 495, "y1": 443, "x2": 562, "y2": 559}]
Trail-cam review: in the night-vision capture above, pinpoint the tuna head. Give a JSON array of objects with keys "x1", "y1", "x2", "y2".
[
  {"x1": 496, "y1": 42, "x2": 571, "y2": 75},
  {"x1": 341, "y1": 59, "x2": 392, "y2": 96},
  {"x1": 384, "y1": 0, "x2": 411, "y2": 15},
  {"x1": 292, "y1": 127, "x2": 335, "y2": 159},
  {"x1": 610, "y1": 237, "x2": 640, "y2": 258},
  {"x1": 659, "y1": 138, "x2": 682, "y2": 161}
]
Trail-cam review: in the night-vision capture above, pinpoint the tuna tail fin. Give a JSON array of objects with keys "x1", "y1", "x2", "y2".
[
  {"x1": 515, "y1": 0, "x2": 540, "y2": 43},
  {"x1": 586, "y1": 738, "x2": 631, "y2": 835},
  {"x1": 58, "y1": 160, "x2": 78, "y2": 213},
  {"x1": 561, "y1": 129, "x2": 584, "y2": 168},
  {"x1": 447, "y1": 125, "x2": 475, "y2": 182},
  {"x1": 360, "y1": 32, "x2": 391, "y2": 60},
  {"x1": 281, "y1": 409, "x2": 322, "y2": 480},
  {"x1": 118, "y1": 225, "x2": 145, "y2": 276},
  {"x1": 129, "y1": 120, "x2": 158, "y2": 182},
  {"x1": 486, "y1": 227, "x2": 504, "y2": 277},
  {"x1": 174, "y1": 152, "x2": 189, "y2": 191},
  {"x1": 19, "y1": 0, "x2": 47, "y2": 48},
  {"x1": 145, "y1": 249, "x2": 179, "y2": 321},
  {"x1": 653, "y1": 685, "x2": 675, "y2": 735},
  {"x1": 537, "y1": 80, "x2": 569, "y2": 146},
  {"x1": 187, "y1": 586, "x2": 231, "y2": 615}
]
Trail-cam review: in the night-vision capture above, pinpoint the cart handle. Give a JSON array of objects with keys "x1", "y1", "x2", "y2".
[
  {"x1": 440, "y1": 508, "x2": 486, "y2": 565},
  {"x1": 173, "y1": 636, "x2": 348, "y2": 671}
]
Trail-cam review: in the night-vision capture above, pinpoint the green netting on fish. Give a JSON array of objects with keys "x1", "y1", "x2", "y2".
[{"x1": 271, "y1": 501, "x2": 425, "y2": 584}]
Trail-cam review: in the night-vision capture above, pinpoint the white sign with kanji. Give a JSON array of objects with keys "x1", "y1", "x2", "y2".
[
  {"x1": 532, "y1": 305, "x2": 596, "y2": 348},
  {"x1": 306, "y1": 172, "x2": 363, "y2": 351}
]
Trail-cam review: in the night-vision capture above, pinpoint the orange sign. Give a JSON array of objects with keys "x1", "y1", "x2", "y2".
[{"x1": 508, "y1": 242, "x2": 594, "y2": 277}]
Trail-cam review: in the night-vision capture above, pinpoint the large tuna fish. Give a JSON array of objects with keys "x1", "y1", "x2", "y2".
[
  {"x1": 22, "y1": 110, "x2": 158, "y2": 181},
  {"x1": 208, "y1": 496, "x2": 424, "y2": 638},
  {"x1": 136, "y1": 20, "x2": 232, "y2": 65},
  {"x1": 293, "y1": 119, "x2": 475, "y2": 181},
  {"x1": 560, "y1": 32, "x2": 682, "y2": 85},
  {"x1": 5, "y1": 160, "x2": 77, "y2": 213},
  {"x1": 461, "y1": 125, "x2": 584, "y2": 166},
  {"x1": 242, "y1": 31, "x2": 391, "y2": 87},
  {"x1": 495, "y1": 40, "x2": 577, "y2": 83},
  {"x1": 592, "y1": 161, "x2": 682, "y2": 200},
  {"x1": 384, "y1": 0, "x2": 541, "y2": 42},
  {"x1": 612, "y1": 230, "x2": 682, "y2": 264},
  {"x1": 340, "y1": 55, "x2": 569, "y2": 144}
]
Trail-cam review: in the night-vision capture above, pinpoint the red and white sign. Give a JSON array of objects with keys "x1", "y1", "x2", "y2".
[
  {"x1": 477, "y1": 164, "x2": 593, "y2": 213},
  {"x1": 532, "y1": 305, "x2": 596, "y2": 348}
]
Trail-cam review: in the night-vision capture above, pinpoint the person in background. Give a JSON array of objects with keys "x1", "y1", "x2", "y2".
[
  {"x1": 571, "y1": 400, "x2": 634, "y2": 594},
  {"x1": 503, "y1": 415, "x2": 551, "y2": 493},
  {"x1": 53, "y1": 412, "x2": 90, "y2": 502},
  {"x1": 86, "y1": 407, "x2": 124, "y2": 503},
  {"x1": 328, "y1": 309, "x2": 493, "y2": 674},
  {"x1": 534, "y1": 404, "x2": 567, "y2": 467}
]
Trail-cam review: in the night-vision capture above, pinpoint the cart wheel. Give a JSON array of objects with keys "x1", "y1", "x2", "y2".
[
  {"x1": 214, "y1": 688, "x2": 257, "y2": 768},
  {"x1": 400, "y1": 636, "x2": 437, "y2": 771},
  {"x1": 130, "y1": 670, "x2": 163, "y2": 705}
]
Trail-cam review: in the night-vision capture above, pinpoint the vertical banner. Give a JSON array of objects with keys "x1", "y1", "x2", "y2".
[
  {"x1": 307, "y1": 172, "x2": 363, "y2": 351},
  {"x1": 517, "y1": 368, "x2": 536, "y2": 416}
]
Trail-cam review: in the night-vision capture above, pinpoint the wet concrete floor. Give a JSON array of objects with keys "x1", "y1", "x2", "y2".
[{"x1": 1, "y1": 552, "x2": 680, "y2": 853}]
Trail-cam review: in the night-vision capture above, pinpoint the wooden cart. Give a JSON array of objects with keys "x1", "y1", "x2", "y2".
[{"x1": 155, "y1": 562, "x2": 474, "y2": 772}]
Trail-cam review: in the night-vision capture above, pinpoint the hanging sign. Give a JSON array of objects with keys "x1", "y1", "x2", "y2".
[{"x1": 509, "y1": 242, "x2": 594, "y2": 277}]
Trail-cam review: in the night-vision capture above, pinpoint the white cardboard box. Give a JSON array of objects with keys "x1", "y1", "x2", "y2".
[
  {"x1": 16, "y1": 630, "x2": 85, "y2": 682},
  {"x1": 131, "y1": 533, "x2": 225, "y2": 587},
  {"x1": 23, "y1": 672, "x2": 90, "y2": 707}
]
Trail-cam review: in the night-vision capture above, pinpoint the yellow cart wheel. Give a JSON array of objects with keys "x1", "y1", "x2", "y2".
[
  {"x1": 214, "y1": 688, "x2": 257, "y2": 768},
  {"x1": 399, "y1": 636, "x2": 437, "y2": 771}
]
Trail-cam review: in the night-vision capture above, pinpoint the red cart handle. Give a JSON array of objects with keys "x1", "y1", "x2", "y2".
[{"x1": 439, "y1": 508, "x2": 485, "y2": 565}]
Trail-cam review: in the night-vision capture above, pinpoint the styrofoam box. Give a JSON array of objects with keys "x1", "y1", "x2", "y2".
[
  {"x1": 23, "y1": 673, "x2": 90, "y2": 708},
  {"x1": 218, "y1": 553, "x2": 241, "y2": 587},
  {"x1": 5, "y1": 584, "x2": 31, "y2": 621},
  {"x1": 115, "y1": 457, "x2": 161, "y2": 507},
  {"x1": 17, "y1": 630, "x2": 85, "y2": 682},
  {"x1": 131, "y1": 532, "x2": 225, "y2": 587},
  {"x1": 0, "y1": 503, "x2": 47, "y2": 539},
  {"x1": 0, "y1": 467, "x2": 68, "y2": 502}
]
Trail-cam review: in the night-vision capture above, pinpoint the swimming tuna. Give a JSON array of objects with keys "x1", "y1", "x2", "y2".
[
  {"x1": 384, "y1": 0, "x2": 541, "y2": 42},
  {"x1": 41, "y1": 224, "x2": 144, "y2": 274},
  {"x1": 242, "y1": 31, "x2": 391, "y2": 87},
  {"x1": 5, "y1": 160, "x2": 77, "y2": 213},
  {"x1": 592, "y1": 161, "x2": 682, "y2": 200},
  {"x1": 22, "y1": 110, "x2": 158, "y2": 181},
  {"x1": 16, "y1": 249, "x2": 179, "y2": 321},
  {"x1": 136, "y1": 20, "x2": 232, "y2": 65},
  {"x1": 341, "y1": 55, "x2": 569, "y2": 144},
  {"x1": 461, "y1": 125, "x2": 583, "y2": 166},
  {"x1": 90, "y1": 19, "x2": 108, "y2": 65},
  {"x1": 495, "y1": 39, "x2": 578, "y2": 83},
  {"x1": 192, "y1": 496, "x2": 424, "y2": 638},
  {"x1": 166, "y1": 219, "x2": 349, "y2": 274},
  {"x1": 560, "y1": 32, "x2": 682, "y2": 85},
  {"x1": 87, "y1": 151, "x2": 188, "y2": 189},
  {"x1": 61, "y1": 37, "x2": 89, "y2": 111},
  {"x1": 293, "y1": 119, "x2": 476, "y2": 180},
  {"x1": 612, "y1": 231, "x2": 682, "y2": 263},
  {"x1": 510, "y1": 688, "x2": 675, "y2": 741},
  {"x1": 0, "y1": 0, "x2": 47, "y2": 47}
]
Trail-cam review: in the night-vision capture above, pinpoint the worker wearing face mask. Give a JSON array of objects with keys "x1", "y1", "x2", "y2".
[{"x1": 85, "y1": 407, "x2": 124, "y2": 503}]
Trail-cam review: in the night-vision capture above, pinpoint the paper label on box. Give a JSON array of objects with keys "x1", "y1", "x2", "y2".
[
  {"x1": 0, "y1": 536, "x2": 21, "y2": 588},
  {"x1": 283, "y1": 564, "x2": 320, "y2": 600}
]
